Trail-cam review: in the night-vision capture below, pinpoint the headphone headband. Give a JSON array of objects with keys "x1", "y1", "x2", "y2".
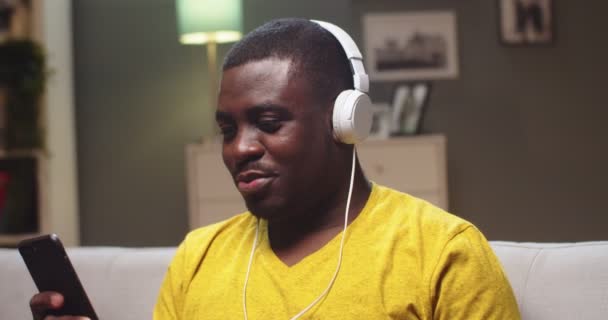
[{"x1": 311, "y1": 20, "x2": 369, "y2": 93}]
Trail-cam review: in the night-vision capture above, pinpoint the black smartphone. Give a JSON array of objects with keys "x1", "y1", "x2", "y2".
[{"x1": 18, "y1": 234, "x2": 99, "y2": 320}]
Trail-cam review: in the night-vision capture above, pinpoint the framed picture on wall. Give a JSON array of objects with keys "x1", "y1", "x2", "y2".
[
  {"x1": 363, "y1": 11, "x2": 459, "y2": 81},
  {"x1": 499, "y1": 0, "x2": 554, "y2": 45}
]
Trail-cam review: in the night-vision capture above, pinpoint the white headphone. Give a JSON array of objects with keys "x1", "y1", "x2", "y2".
[{"x1": 311, "y1": 20, "x2": 373, "y2": 145}]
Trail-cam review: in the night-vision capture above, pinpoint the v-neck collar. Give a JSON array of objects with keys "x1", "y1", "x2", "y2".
[{"x1": 255, "y1": 183, "x2": 379, "y2": 272}]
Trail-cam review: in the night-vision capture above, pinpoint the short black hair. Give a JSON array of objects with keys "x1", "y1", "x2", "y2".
[{"x1": 222, "y1": 18, "x2": 354, "y2": 105}]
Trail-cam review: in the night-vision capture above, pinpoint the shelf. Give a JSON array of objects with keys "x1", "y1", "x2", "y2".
[
  {"x1": 0, "y1": 232, "x2": 41, "y2": 248},
  {"x1": 0, "y1": 153, "x2": 46, "y2": 247},
  {"x1": 0, "y1": 149, "x2": 45, "y2": 158}
]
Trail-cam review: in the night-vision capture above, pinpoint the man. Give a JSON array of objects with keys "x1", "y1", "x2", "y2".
[{"x1": 30, "y1": 18, "x2": 520, "y2": 319}]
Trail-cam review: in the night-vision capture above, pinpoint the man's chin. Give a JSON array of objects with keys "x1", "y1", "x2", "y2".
[{"x1": 244, "y1": 197, "x2": 286, "y2": 221}]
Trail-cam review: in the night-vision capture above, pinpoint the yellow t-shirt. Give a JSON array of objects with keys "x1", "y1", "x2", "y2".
[{"x1": 154, "y1": 184, "x2": 520, "y2": 319}]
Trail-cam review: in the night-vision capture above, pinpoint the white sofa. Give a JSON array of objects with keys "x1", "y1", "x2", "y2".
[{"x1": 1, "y1": 241, "x2": 607, "y2": 319}]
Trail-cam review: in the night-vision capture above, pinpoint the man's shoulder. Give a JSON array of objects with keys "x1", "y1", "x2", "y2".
[
  {"x1": 370, "y1": 184, "x2": 474, "y2": 241},
  {"x1": 161, "y1": 212, "x2": 256, "y2": 289},
  {"x1": 182, "y1": 211, "x2": 254, "y2": 248},
  {"x1": 369, "y1": 184, "x2": 493, "y2": 271}
]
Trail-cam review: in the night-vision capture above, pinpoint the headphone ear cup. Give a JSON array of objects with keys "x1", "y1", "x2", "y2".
[{"x1": 332, "y1": 90, "x2": 373, "y2": 144}]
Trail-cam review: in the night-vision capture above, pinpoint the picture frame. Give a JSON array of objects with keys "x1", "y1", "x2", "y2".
[
  {"x1": 363, "y1": 11, "x2": 459, "y2": 81},
  {"x1": 498, "y1": 0, "x2": 554, "y2": 45}
]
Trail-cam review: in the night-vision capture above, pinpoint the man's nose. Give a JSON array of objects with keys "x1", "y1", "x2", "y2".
[{"x1": 231, "y1": 127, "x2": 264, "y2": 167}]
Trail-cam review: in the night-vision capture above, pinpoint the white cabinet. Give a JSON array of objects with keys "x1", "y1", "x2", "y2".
[
  {"x1": 357, "y1": 135, "x2": 448, "y2": 210},
  {"x1": 186, "y1": 134, "x2": 448, "y2": 229},
  {"x1": 185, "y1": 141, "x2": 244, "y2": 228}
]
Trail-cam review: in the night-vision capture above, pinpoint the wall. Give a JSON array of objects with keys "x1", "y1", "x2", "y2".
[
  {"x1": 352, "y1": 0, "x2": 608, "y2": 241},
  {"x1": 32, "y1": 0, "x2": 80, "y2": 246},
  {"x1": 72, "y1": 0, "x2": 351, "y2": 246},
  {"x1": 73, "y1": 0, "x2": 608, "y2": 246}
]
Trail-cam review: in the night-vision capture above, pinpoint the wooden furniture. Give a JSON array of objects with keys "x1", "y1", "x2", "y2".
[
  {"x1": 0, "y1": 151, "x2": 48, "y2": 247},
  {"x1": 357, "y1": 135, "x2": 448, "y2": 210},
  {"x1": 0, "y1": 1, "x2": 79, "y2": 246},
  {"x1": 186, "y1": 134, "x2": 448, "y2": 228}
]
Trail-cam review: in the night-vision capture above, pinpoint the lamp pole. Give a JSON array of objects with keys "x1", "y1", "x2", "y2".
[
  {"x1": 175, "y1": 0, "x2": 242, "y2": 137},
  {"x1": 207, "y1": 39, "x2": 218, "y2": 117}
]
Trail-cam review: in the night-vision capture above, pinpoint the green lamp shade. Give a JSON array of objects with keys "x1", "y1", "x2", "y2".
[{"x1": 176, "y1": 0, "x2": 243, "y2": 44}]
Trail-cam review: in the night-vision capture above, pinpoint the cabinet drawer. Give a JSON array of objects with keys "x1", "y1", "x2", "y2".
[
  {"x1": 358, "y1": 136, "x2": 445, "y2": 191},
  {"x1": 186, "y1": 144, "x2": 239, "y2": 199},
  {"x1": 190, "y1": 197, "x2": 246, "y2": 227}
]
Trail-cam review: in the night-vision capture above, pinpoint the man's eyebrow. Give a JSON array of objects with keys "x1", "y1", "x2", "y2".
[
  {"x1": 247, "y1": 104, "x2": 293, "y2": 118},
  {"x1": 216, "y1": 103, "x2": 293, "y2": 121},
  {"x1": 249, "y1": 103, "x2": 286, "y2": 112}
]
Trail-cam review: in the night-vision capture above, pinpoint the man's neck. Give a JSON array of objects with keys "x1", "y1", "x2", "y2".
[{"x1": 266, "y1": 168, "x2": 371, "y2": 266}]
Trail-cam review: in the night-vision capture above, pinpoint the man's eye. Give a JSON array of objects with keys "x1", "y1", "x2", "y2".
[
  {"x1": 258, "y1": 118, "x2": 281, "y2": 133},
  {"x1": 219, "y1": 124, "x2": 236, "y2": 139}
]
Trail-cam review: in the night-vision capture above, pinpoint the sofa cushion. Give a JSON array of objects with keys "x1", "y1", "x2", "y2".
[
  {"x1": 0, "y1": 247, "x2": 176, "y2": 320},
  {"x1": 491, "y1": 241, "x2": 608, "y2": 320},
  {"x1": 2, "y1": 242, "x2": 607, "y2": 319}
]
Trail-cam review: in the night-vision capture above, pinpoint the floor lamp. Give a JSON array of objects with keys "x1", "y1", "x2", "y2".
[{"x1": 176, "y1": 0, "x2": 243, "y2": 136}]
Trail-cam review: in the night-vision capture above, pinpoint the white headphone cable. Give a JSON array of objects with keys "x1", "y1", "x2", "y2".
[
  {"x1": 243, "y1": 147, "x2": 357, "y2": 320},
  {"x1": 242, "y1": 217, "x2": 260, "y2": 320}
]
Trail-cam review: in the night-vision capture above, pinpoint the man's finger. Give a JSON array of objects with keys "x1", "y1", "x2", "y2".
[{"x1": 30, "y1": 292, "x2": 63, "y2": 319}]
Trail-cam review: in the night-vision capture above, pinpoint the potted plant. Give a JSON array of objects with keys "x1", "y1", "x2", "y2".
[{"x1": 0, "y1": 39, "x2": 46, "y2": 150}]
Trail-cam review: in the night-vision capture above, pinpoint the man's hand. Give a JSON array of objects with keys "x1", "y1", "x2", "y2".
[{"x1": 29, "y1": 291, "x2": 90, "y2": 320}]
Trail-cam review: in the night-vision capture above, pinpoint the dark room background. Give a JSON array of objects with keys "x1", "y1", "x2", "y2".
[{"x1": 72, "y1": 0, "x2": 608, "y2": 246}]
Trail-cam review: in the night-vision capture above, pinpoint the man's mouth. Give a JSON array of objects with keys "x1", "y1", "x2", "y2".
[{"x1": 235, "y1": 170, "x2": 275, "y2": 195}]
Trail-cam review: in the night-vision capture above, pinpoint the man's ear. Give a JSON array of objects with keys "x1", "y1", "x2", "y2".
[{"x1": 326, "y1": 101, "x2": 336, "y2": 140}]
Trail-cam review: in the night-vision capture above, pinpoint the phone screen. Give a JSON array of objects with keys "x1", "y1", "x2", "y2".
[{"x1": 18, "y1": 234, "x2": 98, "y2": 319}]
